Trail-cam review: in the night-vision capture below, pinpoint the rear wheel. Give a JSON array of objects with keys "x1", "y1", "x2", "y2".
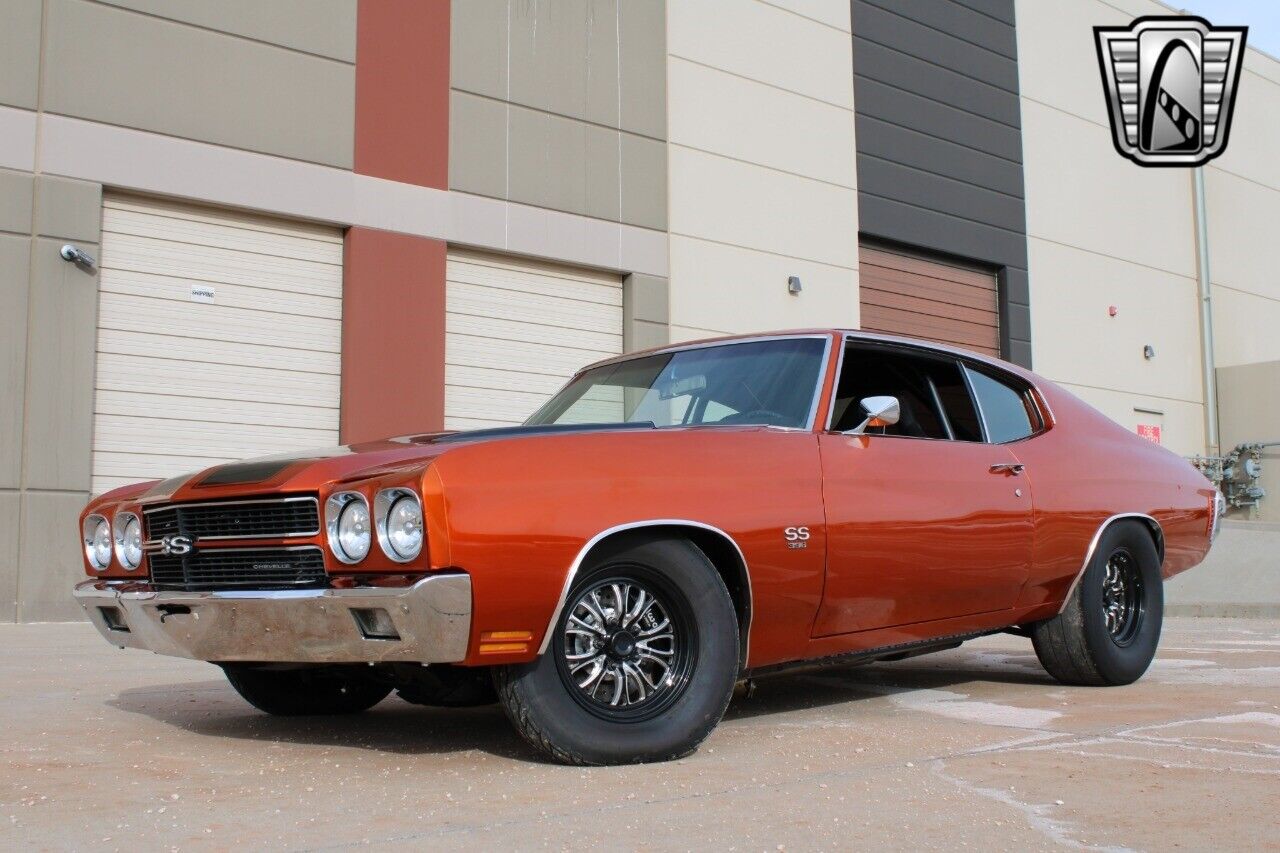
[
  {"x1": 223, "y1": 664, "x2": 392, "y2": 716},
  {"x1": 1031, "y1": 521, "x2": 1163, "y2": 686},
  {"x1": 495, "y1": 536, "x2": 739, "y2": 765}
]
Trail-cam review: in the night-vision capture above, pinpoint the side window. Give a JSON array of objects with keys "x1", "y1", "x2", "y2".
[
  {"x1": 965, "y1": 366, "x2": 1038, "y2": 443},
  {"x1": 830, "y1": 346, "x2": 977, "y2": 440}
]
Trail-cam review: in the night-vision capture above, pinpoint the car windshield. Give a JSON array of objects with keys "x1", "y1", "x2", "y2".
[{"x1": 525, "y1": 337, "x2": 829, "y2": 429}]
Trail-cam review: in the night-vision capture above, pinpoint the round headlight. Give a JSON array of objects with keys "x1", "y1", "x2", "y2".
[
  {"x1": 83, "y1": 515, "x2": 112, "y2": 572},
  {"x1": 326, "y1": 492, "x2": 371, "y2": 564},
  {"x1": 113, "y1": 513, "x2": 143, "y2": 571},
  {"x1": 376, "y1": 489, "x2": 424, "y2": 562}
]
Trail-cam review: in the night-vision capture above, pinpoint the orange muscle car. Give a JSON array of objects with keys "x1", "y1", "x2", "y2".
[{"x1": 75, "y1": 330, "x2": 1223, "y2": 764}]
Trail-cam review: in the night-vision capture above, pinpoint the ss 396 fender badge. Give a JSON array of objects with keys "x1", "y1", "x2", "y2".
[{"x1": 784, "y1": 526, "x2": 810, "y2": 549}]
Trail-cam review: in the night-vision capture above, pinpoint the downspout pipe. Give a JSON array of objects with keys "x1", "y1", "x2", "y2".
[{"x1": 1192, "y1": 166, "x2": 1220, "y2": 456}]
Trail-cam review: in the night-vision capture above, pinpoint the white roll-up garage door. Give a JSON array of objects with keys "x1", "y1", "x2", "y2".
[
  {"x1": 92, "y1": 195, "x2": 343, "y2": 495},
  {"x1": 444, "y1": 250, "x2": 624, "y2": 430}
]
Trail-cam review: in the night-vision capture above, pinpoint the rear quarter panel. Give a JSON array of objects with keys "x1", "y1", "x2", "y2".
[
  {"x1": 1012, "y1": 381, "x2": 1214, "y2": 613},
  {"x1": 428, "y1": 428, "x2": 826, "y2": 668}
]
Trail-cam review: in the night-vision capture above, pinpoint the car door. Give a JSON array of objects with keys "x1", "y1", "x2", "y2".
[{"x1": 812, "y1": 343, "x2": 1035, "y2": 636}]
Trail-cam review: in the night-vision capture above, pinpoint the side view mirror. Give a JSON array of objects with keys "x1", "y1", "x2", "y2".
[{"x1": 845, "y1": 395, "x2": 900, "y2": 435}]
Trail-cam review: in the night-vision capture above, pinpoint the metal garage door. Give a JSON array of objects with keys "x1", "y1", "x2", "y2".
[
  {"x1": 92, "y1": 195, "x2": 343, "y2": 495},
  {"x1": 444, "y1": 250, "x2": 623, "y2": 430},
  {"x1": 859, "y1": 243, "x2": 1000, "y2": 358}
]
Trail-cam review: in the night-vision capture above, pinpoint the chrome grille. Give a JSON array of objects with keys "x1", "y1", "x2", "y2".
[
  {"x1": 149, "y1": 547, "x2": 327, "y2": 591},
  {"x1": 143, "y1": 496, "x2": 319, "y2": 540}
]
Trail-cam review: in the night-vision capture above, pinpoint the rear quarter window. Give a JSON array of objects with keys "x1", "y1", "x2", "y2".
[{"x1": 965, "y1": 366, "x2": 1040, "y2": 443}]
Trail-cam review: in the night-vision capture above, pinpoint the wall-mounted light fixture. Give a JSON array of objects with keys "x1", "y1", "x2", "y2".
[
  {"x1": 60, "y1": 244, "x2": 96, "y2": 268},
  {"x1": 1143, "y1": 344, "x2": 1156, "y2": 360},
  {"x1": 787, "y1": 275, "x2": 802, "y2": 295}
]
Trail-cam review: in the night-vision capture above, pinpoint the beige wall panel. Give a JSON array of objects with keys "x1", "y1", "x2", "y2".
[
  {"x1": 1210, "y1": 286, "x2": 1280, "y2": 369},
  {"x1": 0, "y1": 168, "x2": 34, "y2": 234},
  {"x1": 1021, "y1": 99, "x2": 1195, "y2": 278},
  {"x1": 618, "y1": 0, "x2": 667, "y2": 139},
  {"x1": 668, "y1": 57, "x2": 856, "y2": 187},
  {"x1": 1028, "y1": 237, "x2": 1202, "y2": 405},
  {"x1": 23, "y1": 238, "x2": 98, "y2": 492},
  {"x1": 17, "y1": 490, "x2": 88, "y2": 622},
  {"x1": 1209, "y1": 63, "x2": 1280, "y2": 192},
  {"x1": 0, "y1": 236, "x2": 29, "y2": 489},
  {"x1": 0, "y1": 104, "x2": 37, "y2": 172},
  {"x1": 34, "y1": 176, "x2": 101, "y2": 243},
  {"x1": 508, "y1": 0, "x2": 620, "y2": 130},
  {"x1": 96, "y1": 0, "x2": 357, "y2": 62},
  {"x1": 763, "y1": 0, "x2": 850, "y2": 31},
  {"x1": 450, "y1": 0, "x2": 509, "y2": 101},
  {"x1": 1217, "y1": 361, "x2": 1280, "y2": 522},
  {"x1": 0, "y1": 491, "x2": 17, "y2": 621},
  {"x1": 0, "y1": 0, "x2": 41, "y2": 110},
  {"x1": 1055, "y1": 381, "x2": 1205, "y2": 459},
  {"x1": 508, "y1": 105, "x2": 620, "y2": 223},
  {"x1": 449, "y1": 91, "x2": 509, "y2": 201},
  {"x1": 619, "y1": 134, "x2": 667, "y2": 231},
  {"x1": 668, "y1": 323, "x2": 738, "y2": 343},
  {"x1": 667, "y1": 0, "x2": 853, "y2": 107},
  {"x1": 1205, "y1": 168, "x2": 1280, "y2": 307},
  {"x1": 668, "y1": 235, "x2": 858, "y2": 335},
  {"x1": 43, "y1": 0, "x2": 355, "y2": 167},
  {"x1": 669, "y1": 146, "x2": 857, "y2": 269}
]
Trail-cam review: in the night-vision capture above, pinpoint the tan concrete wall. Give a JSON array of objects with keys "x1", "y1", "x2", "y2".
[
  {"x1": 449, "y1": 0, "x2": 668, "y2": 232},
  {"x1": 1166, "y1": 521, "x2": 1280, "y2": 615},
  {"x1": 665, "y1": 0, "x2": 859, "y2": 341},
  {"x1": 1217, "y1": 361, "x2": 1280, "y2": 523}
]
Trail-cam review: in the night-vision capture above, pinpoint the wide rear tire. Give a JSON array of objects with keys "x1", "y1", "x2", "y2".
[
  {"x1": 223, "y1": 664, "x2": 392, "y2": 716},
  {"x1": 1031, "y1": 520, "x2": 1163, "y2": 686},
  {"x1": 495, "y1": 536, "x2": 739, "y2": 765}
]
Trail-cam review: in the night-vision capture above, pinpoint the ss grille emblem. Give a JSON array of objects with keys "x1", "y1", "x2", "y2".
[{"x1": 146, "y1": 534, "x2": 195, "y2": 556}]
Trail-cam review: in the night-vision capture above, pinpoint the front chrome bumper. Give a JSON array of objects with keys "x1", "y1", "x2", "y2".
[{"x1": 73, "y1": 575, "x2": 472, "y2": 664}]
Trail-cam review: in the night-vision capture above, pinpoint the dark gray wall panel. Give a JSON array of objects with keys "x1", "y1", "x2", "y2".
[{"x1": 852, "y1": 0, "x2": 1031, "y2": 366}]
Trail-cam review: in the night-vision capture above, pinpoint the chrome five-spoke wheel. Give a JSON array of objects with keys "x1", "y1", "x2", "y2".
[
  {"x1": 1101, "y1": 547, "x2": 1144, "y2": 646},
  {"x1": 558, "y1": 577, "x2": 694, "y2": 720}
]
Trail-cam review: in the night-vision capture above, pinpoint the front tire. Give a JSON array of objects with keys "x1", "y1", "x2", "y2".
[
  {"x1": 1031, "y1": 520, "x2": 1163, "y2": 686},
  {"x1": 495, "y1": 536, "x2": 739, "y2": 765},
  {"x1": 223, "y1": 664, "x2": 392, "y2": 716}
]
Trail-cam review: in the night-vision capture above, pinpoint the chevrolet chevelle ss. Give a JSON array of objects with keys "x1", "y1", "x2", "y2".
[{"x1": 76, "y1": 330, "x2": 1223, "y2": 765}]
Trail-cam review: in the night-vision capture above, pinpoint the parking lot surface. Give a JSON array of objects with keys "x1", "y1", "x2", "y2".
[{"x1": 2, "y1": 617, "x2": 1277, "y2": 851}]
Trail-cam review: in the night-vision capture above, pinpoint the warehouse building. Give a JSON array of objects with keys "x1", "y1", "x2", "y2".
[{"x1": 2, "y1": 0, "x2": 1278, "y2": 621}]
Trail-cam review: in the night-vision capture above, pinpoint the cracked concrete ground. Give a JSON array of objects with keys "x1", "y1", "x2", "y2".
[{"x1": 2, "y1": 617, "x2": 1276, "y2": 851}]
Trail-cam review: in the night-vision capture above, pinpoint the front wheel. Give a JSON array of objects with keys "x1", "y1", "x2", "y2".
[
  {"x1": 223, "y1": 664, "x2": 392, "y2": 716},
  {"x1": 1031, "y1": 520, "x2": 1163, "y2": 686},
  {"x1": 495, "y1": 536, "x2": 739, "y2": 765}
]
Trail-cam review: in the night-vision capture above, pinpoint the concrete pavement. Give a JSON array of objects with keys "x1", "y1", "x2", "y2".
[{"x1": 1, "y1": 618, "x2": 1277, "y2": 851}]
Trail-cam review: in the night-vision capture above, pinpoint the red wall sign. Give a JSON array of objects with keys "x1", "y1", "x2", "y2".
[{"x1": 1137, "y1": 424, "x2": 1162, "y2": 444}]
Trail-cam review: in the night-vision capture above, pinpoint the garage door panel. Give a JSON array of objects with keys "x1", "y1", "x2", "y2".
[
  {"x1": 446, "y1": 332, "x2": 615, "y2": 377},
  {"x1": 448, "y1": 283, "x2": 623, "y2": 336},
  {"x1": 445, "y1": 250, "x2": 623, "y2": 429},
  {"x1": 102, "y1": 232, "x2": 341, "y2": 299},
  {"x1": 98, "y1": 329, "x2": 340, "y2": 375},
  {"x1": 859, "y1": 289, "x2": 1000, "y2": 330},
  {"x1": 860, "y1": 266, "x2": 999, "y2": 313},
  {"x1": 445, "y1": 314, "x2": 621, "y2": 355},
  {"x1": 94, "y1": 196, "x2": 342, "y2": 493},
  {"x1": 860, "y1": 306, "x2": 999, "y2": 354},
  {"x1": 95, "y1": 390, "x2": 337, "y2": 432},
  {"x1": 103, "y1": 206, "x2": 342, "y2": 265},
  {"x1": 99, "y1": 268, "x2": 342, "y2": 320},
  {"x1": 99, "y1": 293, "x2": 340, "y2": 353}
]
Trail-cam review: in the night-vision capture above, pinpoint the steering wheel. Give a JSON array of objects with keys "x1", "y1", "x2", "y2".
[{"x1": 714, "y1": 409, "x2": 801, "y2": 428}]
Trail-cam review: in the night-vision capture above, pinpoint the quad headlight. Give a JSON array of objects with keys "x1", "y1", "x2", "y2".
[
  {"x1": 375, "y1": 488, "x2": 424, "y2": 562},
  {"x1": 113, "y1": 512, "x2": 143, "y2": 571},
  {"x1": 326, "y1": 492, "x2": 372, "y2": 564},
  {"x1": 83, "y1": 515, "x2": 112, "y2": 572}
]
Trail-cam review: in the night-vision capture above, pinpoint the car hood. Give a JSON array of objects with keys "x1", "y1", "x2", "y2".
[{"x1": 129, "y1": 422, "x2": 656, "y2": 505}]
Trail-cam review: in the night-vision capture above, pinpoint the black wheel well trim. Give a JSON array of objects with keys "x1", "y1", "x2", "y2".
[
  {"x1": 1057, "y1": 512, "x2": 1165, "y2": 615},
  {"x1": 536, "y1": 519, "x2": 753, "y2": 670}
]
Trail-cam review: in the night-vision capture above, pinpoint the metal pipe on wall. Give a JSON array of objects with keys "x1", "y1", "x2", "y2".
[{"x1": 1192, "y1": 166, "x2": 1220, "y2": 456}]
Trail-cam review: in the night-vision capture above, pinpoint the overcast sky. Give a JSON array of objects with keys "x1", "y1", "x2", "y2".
[{"x1": 1176, "y1": 0, "x2": 1280, "y2": 58}]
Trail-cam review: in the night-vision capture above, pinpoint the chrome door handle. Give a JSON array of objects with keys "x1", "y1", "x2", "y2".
[{"x1": 989, "y1": 463, "x2": 1025, "y2": 475}]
